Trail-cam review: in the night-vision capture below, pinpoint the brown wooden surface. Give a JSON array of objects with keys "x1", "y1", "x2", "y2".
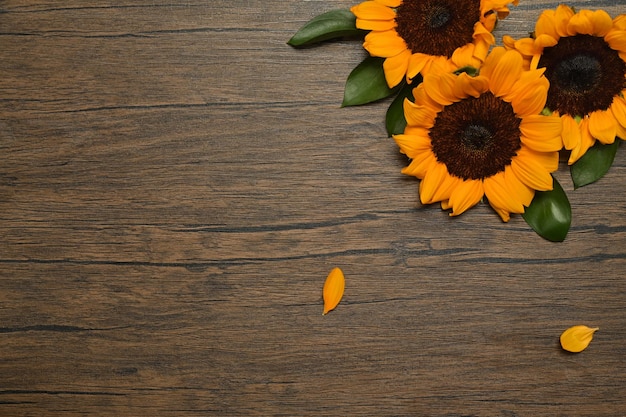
[{"x1": 1, "y1": 1, "x2": 626, "y2": 416}]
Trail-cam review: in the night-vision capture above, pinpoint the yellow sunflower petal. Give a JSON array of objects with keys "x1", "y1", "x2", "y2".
[
  {"x1": 554, "y1": 4, "x2": 575, "y2": 37},
  {"x1": 519, "y1": 115, "x2": 563, "y2": 152},
  {"x1": 431, "y1": 172, "x2": 460, "y2": 203},
  {"x1": 560, "y1": 114, "x2": 582, "y2": 151},
  {"x1": 488, "y1": 49, "x2": 524, "y2": 97},
  {"x1": 357, "y1": 18, "x2": 397, "y2": 31},
  {"x1": 482, "y1": 11, "x2": 498, "y2": 32},
  {"x1": 610, "y1": 95, "x2": 626, "y2": 129},
  {"x1": 510, "y1": 147, "x2": 556, "y2": 191},
  {"x1": 351, "y1": 1, "x2": 396, "y2": 22},
  {"x1": 401, "y1": 151, "x2": 437, "y2": 179},
  {"x1": 374, "y1": 0, "x2": 401, "y2": 7},
  {"x1": 454, "y1": 73, "x2": 489, "y2": 99},
  {"x1": 535, "y1": 9, "x2": 560, "y2": 39},
  {"x1": 567, "y1": 10, "x2": 596, "y2": 36},
  {"x1": 480, "y1": 46, "x2": 507, "y2": 84},
  {"x1": 568, "y1": 118, "x2": 596, "y2": 164},
  {"x1": 504, "y1": 164, "x2": 535, "y2": 207},
  {"x1": 423, "y1": 73, "x2": 459, "y2": 105},
  {"x1": 484, "y1": 173, "x2": 525, "y2": 216},
  {"x1": 502, "y1": 35, "x2": 517, "y2": 50},
  {"x1": 567, "y1": 9, "x2": 613, "y2": 37},
  {"x1": 590, "y1": 10, "x2": 614, "y2": 36},
  {"x1": 491, "y1": 205, "x2": 511, "y2": 222},
  {"x1": 411, "y1": 83, "x2": 442, "y2": 113},
  {"x1": 509, "y1": 75, "x2": 549, "y2": 117},
  {"x1": 509, "y1": 37, "x2": 542, "y2": 56},
  {"x1": 383, "y1": 49, "x2": 411, "y2": 88},
  {"x1": 363, "y1": 30, "x2": 407, "y2": 57},
  {"x1": 419, "y1": 162, "x2": 452, "y2": 204},
  {"x1": 407, "y1": 53, "x2": 435, "y2": 79},
  {"x1": 536, "y1": 34, "x2": 559, "y2": 52},
  {"x1": 588, "y1": 110, "x2": 617, "y2": 144},
  {"x1": 447, "y1": 179, "x2": 484, "y2": 216},
  {"x1": 403, "y1": 99, "x2": 437, "y2": 128},
  {"x1": 605, "y1": 28, "x2": 626, "y2": 52},
  {"x1": 452, "y1": 42, "x2": 486, "y2": 69},
  {"x1": 393, "y1": 131, "x2": 431, "y2": 158},
  {"x1": 614, "y1": 15, "x2": 626, "y2": 31},
  {"x1": 616, "y1": 121, "x2": 626, "y2": 140},
  {"x1": 472, "y1": 21, "x2": 496, "y2": 50}
]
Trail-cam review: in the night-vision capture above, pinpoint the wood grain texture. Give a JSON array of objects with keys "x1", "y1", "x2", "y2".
[{"x1": 1, "y1": 1, "x2": 626, "y2": 415}]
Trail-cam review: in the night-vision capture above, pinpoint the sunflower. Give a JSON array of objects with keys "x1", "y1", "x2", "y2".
[
  {"x1": 393, "y1": 47, "x2": 563, "y2": 221},
  {"x1": 504, "y1": 5, "x2": 626, "y2": 164},
  {"x1": 350, "y1": 0, "x2": 519, "y2": 88}
]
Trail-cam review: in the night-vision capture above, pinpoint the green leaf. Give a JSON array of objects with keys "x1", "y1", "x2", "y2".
[
  {"x1": 570, "y1": 140, "x2": 620, "y2": 189},
  {"x1": 522, "y1": 176, "x2": 571, "y2": 242},
  {"x1": 287, "y1": 9, "x2": 365, "y2": 47},
  {"x1": 385, "y1": 78, "x2": 421, "y2": 136},
  {"x1": 342, "y1": 56, "x2": 398, "y2": 107}
]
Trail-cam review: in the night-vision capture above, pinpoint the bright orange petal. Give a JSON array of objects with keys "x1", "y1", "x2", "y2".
[
  {"x1": 401, "y1": 152, "x2": 437, "y2": 179},
  {"x1": 419, "y1": 162, "x2": 451, "y2": 204},
  {"x1": 351, "y1": 1, "x2": 396, "y2": 22},
  {"x1": 431, "y1": 173, "x2": 460, "y2": 203},
  {"x1": 403, "y1": 98, "x2": 438, "y2": 128},
  {"x1": 491, "y1": 205, "x2": 511, "y2": 222},
  {"x1": 568, "y1": 118, "x2": 596, "y2": 164},
  {"x1": 383, "y1": 49, "x2": 411, "y2": 88},
  {"x1": 374, "y1": 0, "x2": 401, "y2": 7},
  {"x1": 423, "y1": 73, "x2": 459, "y2": 105},
  {"x1": 510, "y1": 148, "x2": 556, "y2": 191},
  {"x1": 393, "y1": 131, "x2": 431, "y2": 158},
  {"x1": 567, "y1": 10, "x2": 595, "y2": 36},
  {"x1": 504, "y1": 164, "x2": 535, "y2": 207},
  {"x1": 519, "y1": 115, "x2": 563, "y2": 152},
  {"x1": 509, "y1": 77, "x2": 548, "y2": 117},
  {"x1": 480, "y1": 47, "x2": 507, "y2": 83},
  {"x1": 560, "y1": 114, "x2": 581, "y2": 150},
  {"x1": 447, "y1": 179, "x2": 484, "y2": 216},
  {"x1": 605, "y1": 28, "x2": 626, "y2": 51},
  {"x1": 491, "y1": 49, "x2": 524, "y2": 96},
  {"x1": 616, "y1": 121, "x2": 626, "y2": 140},
  {"x1": 406, "y1": 53, "x2": 434, "y2": 80},
  {"x1": 484, "y1": 173, "x2": 525, "y2": 215},
  {"x1": 588, "y1": 110, "x2": 617, "y2": 144},
  {"x1": 363, "y1": 30, "x2": 407, "y2": 57},
  {"x1": 610, "y1": 94, "x2": 626, "y2": 129},
  {"x1": 535, "y1": 9, "x2": 560, "y2": 39},
  {"x1": 411, "y1": 83, "x2": 441, "y2": 113},
  {"x1": 452, "y1": 42, "x2": 484, "y2": 69},
  {"x1": 454, "y1": 73, "x2": 489, "y2": 99},
  {"x1": 358, "y1": 18, "x2": 396, "y2": 31},
  {"x1": 554, "y1": 4, "x2": 575, "y2": 37},
  {"x1": 590, "y1": 10, "x2": 614, "y2": 36}
]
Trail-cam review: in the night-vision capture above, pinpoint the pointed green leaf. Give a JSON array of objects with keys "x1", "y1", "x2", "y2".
[
  {"x1": 570, "y1": 140, "x2": 620, "y2": 189},
  {"x1": 287, "y1": 9, "x2": 365, "y2": 47},
  {"x1": 342, "y1": 56, "x2": 398, "y2": 107},
  {"x1": 522, "y1": 176, "x2": 571, "y2": 242},
  {"x1": 385, "y1": 78, "x2": 421, "y2": 136}
]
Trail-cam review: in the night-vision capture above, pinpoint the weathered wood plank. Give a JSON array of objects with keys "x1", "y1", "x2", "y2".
[{"x1": 1, "y1": 0, "x2": 626, "y2": 415}]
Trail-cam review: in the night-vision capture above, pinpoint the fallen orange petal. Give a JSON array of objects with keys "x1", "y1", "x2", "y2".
[
  {"x1": 560, "y1": 325, "x2": 599, "y2": 353},
  {"x1": 323, "y1": 267, "x2": 345, "y2": 315}
]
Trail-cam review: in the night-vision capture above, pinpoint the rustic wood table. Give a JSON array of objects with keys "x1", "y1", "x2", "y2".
[{"x1": 1, "y1": 1, "x2": 625, "y2": 416}]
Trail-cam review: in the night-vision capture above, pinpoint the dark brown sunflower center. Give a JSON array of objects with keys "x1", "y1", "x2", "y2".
[
  {"x1": 395, "y1": 0, "x2": 480, "y2": 58},
  {"x1": 430, "y1": 92, "x2": 522, "y2": 180},
  {"x1": 538, "y1": 35, "x2": 626, "y2": 117},
  {"x1": 428, "y1": 5, "x2": 452, "y2": 29}
]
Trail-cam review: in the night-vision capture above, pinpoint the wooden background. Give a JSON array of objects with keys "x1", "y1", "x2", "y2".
[{"x1": 1, "y1": 1, "x2": 625, "y2": 416}]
